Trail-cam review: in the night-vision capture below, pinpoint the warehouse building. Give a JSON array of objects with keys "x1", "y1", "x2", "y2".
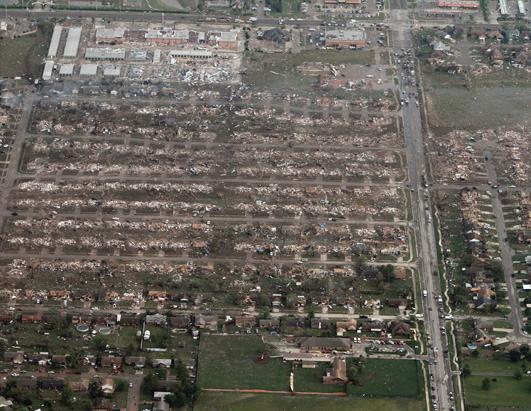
[
  {"x1": 324, "y1": 0, "x2": 362, "y2": 7},
  {"x1": 85, "y1": 48, "x2": 126, "y2": 60},
  {"x1": 437, "y1": 0, "x2": 479, "y2": 7},
  {"x1": 170, "y1": 49, "x2": 213, "y2": 59},
  {"x1": 64, "y1": 27, "x2": 82, "y2": 58},
  {"x1": 103, "y1": 65, "x2": 121, "y2": 77},
  {"x1": 498, "y1": 0, "x2": 508, "y2": 15},
  {"x1": 42, "y1": 60, "x2": 54, "y2": 81},
  {"x1": 59, "y1": 63, "x2": 75, "y2": 77},
  {"x1": 145, "y1": 29, "x2": 190, "y2": 45},
  {"x1": 95, "y1": 27, "x2": 126, "y2": 44},
  {"x1": 80, "y1": 63, "x2": 98, "y2": 76},
  {"x1": 47, "y1": 25, "x2": 63, "y2": 58},
  {"x1": 324, "y1": 30, "x2": 367, "y2": 48}
]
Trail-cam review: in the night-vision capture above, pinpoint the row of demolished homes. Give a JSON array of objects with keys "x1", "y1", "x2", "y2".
[{"x1": 25, "y1": 139, "x2": 402, "y2": 179}]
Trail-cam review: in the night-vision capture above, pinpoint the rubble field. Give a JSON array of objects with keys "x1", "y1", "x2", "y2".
[
  {"x1": 30, "y1": 99, "x2": 400, "y2": 145},
  {"x1": 0, "y1": 258, "x2": 413, "y2": 309},
  {"x1": 20, "y1": 138, "x2": 405, "y2": 182},
  {"x1": 428, "y1": 127, "x2": 530, "y2": 186}
]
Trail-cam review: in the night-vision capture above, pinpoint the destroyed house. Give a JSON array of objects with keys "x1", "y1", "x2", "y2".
[
  {"x1": 234, "y1": 315, "x2": 257, "y2": 328},
  {"x1": 323, "y1": 357, "x2": 348, "y2": 384},
  {"x1": 299, "y1": 337, "x2": 351, "y2": 352},
  {"x1": 100, "y1": 355, "x2": 123, "y2": 368}
]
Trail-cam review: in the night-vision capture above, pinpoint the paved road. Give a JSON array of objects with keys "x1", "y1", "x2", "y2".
[{"x1": 391, "y1": 8, "x2": 457, "y2": 411}]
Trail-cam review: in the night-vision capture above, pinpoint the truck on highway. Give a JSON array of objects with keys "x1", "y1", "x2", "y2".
[{"x1": 423, "y1": 290, "x2": 428, "y2": 297}]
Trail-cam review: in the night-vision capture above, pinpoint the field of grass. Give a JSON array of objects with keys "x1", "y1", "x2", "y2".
[
  {"x1": 294, "y1": 364, "x2": 345, "y2": 393},
  {"x1": 346, "y1": 359, "x2": 423, "y2": 398},
  {"x1": 197, "y1": 335, "x2": 291, "y2": 390},
  {"x1": 425, "y1": 80, "x2": 530, "y2": 130},
  {"x1": 0, "y1": 26, "x2": 51, "y2": 79},
  {"x1": 195, "y1": 392, "x2": 425, "y2": 411},
  {"x1": 464, "y1": 375, "x2": 531, "y2": 408},
  {"x1": 244, "y1": 50, "x2": 374, "y2": 92},
  {"x1": 463, "y1": 355, "x2": 526, "y2": 374}
]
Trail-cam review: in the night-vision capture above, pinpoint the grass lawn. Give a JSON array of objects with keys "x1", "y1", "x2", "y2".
[
  {"x1": 463, "y1": 356, "x2": 526, "y2": 374},
  {"x1": 294, "y1": 364, "x2": 345, "y2": 393},
  {"x1": 245, "y1": 50, "x2": 374, "y2": 92},
  {"x1": 346, "y1": 359, "x2": 422, "y2": 398},
  {"x1": 464, "y1": 376, "x2": 531, "y2": 408},
  {"x1": 198, "y1": 335, "x2": 291, "y2": 391},
  {"x1": 0, "y1": 26, "x2": 51, "y2": 78},
  {"x1": 195, "y1": 392, "x2": 425, "y2": 411}
]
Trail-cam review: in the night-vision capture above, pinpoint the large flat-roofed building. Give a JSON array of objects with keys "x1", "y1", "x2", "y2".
[
  {"x1": 324, "y1": 30, "x2": 367, "y2": 48},
  {"x1": 48, "y1": 25, "x2": 63, "y2": 58},
  {"x1": 80, "y1": 63, "x2": 98, "y2": 76},
  {"x1": 59, "y1": 63, "x2": 75, "y2": 77},
  {"x1": 95, "y1": 27, "x2": 126, "y2": 44},
  {"x1": 85, "y1": 47, "x2": 126, "y2": 60},
  {"x1": 170, "y1": 49, "x2": 213, "y2": 59},
  {"x1": 145, "y1": 29, "x2": 190, "y2": 45},
  {"x1": 215, "y1": 31, "x2": 239, "y2": 50},
  {"x1": 517, "y1": 0, "x2": 525, "y2": 14},
  {"x1": 64, "y1": 27, "x2": 82, "y2": 58},
  {"x1": 324, "y1": 0, "x2": 362, "y2": 7},
  {"x1": 103, "y1": 65, "x2": 121, "y2": 77},
  {"x1": 42, "y1": 60, "x2": 54, "y2": 81},
  {"x1": 437, "y1": 0, "x2": 479, "y2": 7},
  {"x1": 498, "y1": 0, "x2": 508, "y2": 15}
]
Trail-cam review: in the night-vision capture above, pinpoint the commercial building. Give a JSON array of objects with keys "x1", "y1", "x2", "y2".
[
  {"x1": 437, "y1": 0, "x2": 479, "y2": 7},
  {"x1": 80, "y1": 63, "x2": 98, "y2": 76},
  {"x1": 59, "y1": 63, "x2": 75, "y2": 77},
  {"x1": 145, "y1": 29, "x2": 190, "y2": 45},
  {"x1": 212, "y1": 30, "x2": 239, "y2": 50},
  {"x1": 85, "y1": 48, "x2": 126, "y2": 60},
  {"x1": 153, "y1": 49, "x2": 161, "y2": 64},
  {"x1": 517, "y1": 0, "x2": 525, "y2": 14},
  {"x1": 42, "y1": 60, "x2": 54, "y2": 81},
  {"x1": 103, "y1": 65, "x2": 121, "y2": 77},
  {"x1": 47, "y1": 25, "x2": 63, "y2": 58},
  {"x1": 64, "y1": 27, "x2": 82, "y2": 58},
  {"x1": 170, "y1": 49, "x2": 213, "y2": 59},
  {"x1": 324, "y1": 30, "x2": 367, "y2": 48},
  {"x1": 498, "y1": 0, "x2": 508, "y2": 15},
  {"x1": 324, "y1": 0, "x2": 362, "y2": 7},
  {"x1": 95, "y1": 27, "x2": 126, "y2": 44}
]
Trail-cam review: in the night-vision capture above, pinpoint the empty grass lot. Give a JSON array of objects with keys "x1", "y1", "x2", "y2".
[
  {"x1": 195, "y1": 392, "x2": 425, "y2": 411},
  {"x1": 346, "y1": 359, "x2": 423, "y2": 398},
  {"x1": 463, "y1": 355, "x2": 526, "y2": 374},
  {"x1": 198, "y1": 335, "x2": 291, "y2": 390},
  {"x1": 464, "y1": 376, "x2": 531, "y2": 408},
  {"x1": 0, "y1": 27, "x2": 50, "y2": 78}
]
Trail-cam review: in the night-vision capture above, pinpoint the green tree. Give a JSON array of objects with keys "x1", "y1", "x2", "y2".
[
  {"x1": 92, "y1": 335, "x2": 108, "y2": 352},
  {"x1": 481, "y1": 378, "x2": 491, "y2": 390},
  {"x1": 79, "y1": 399, "x2": 93, "y2": 411},
  {"x1": 165, "y1": 391, "x2": 186, "y2": 408},
  {"x1": 141, "y1": 373, "x2": 159, "y2": 395},
  {"x1": 88, "y1": 378, "x2": 103, "y2": 399},
  {"x1": 380, "y1": 264, "x2": 395, "y2": 282},
  {"x1": 115, "y1": 379, "x2": 127, "y2": 392},
  {"x1": 61, "y1": 386, "x2": 74, "y2": 406},
  {"x1": 462, "y1": 364, "x2": 471, "y2": 377},
  {"x1": 519, "y1": 344, "x2": 529, "y2": 357},
  {"x1": 513, "y1": 370, "x2": 523, "y2": 380},
  {"x1": 509, "y1": 348, "x2": 521, "y2": 362}
]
